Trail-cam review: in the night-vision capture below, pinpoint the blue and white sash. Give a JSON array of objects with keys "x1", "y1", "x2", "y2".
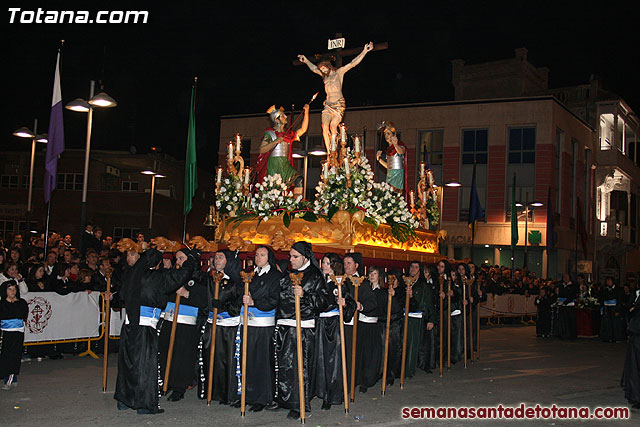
[
  {"x1": 239, "y1": 306, "x2": 276, "y2": 327},
  {"x1": 1, "y1": 318, "x2": 24, "y2": 332},
  {"x1": 162, "y1": 302, "x2": 198, "y2": 325}
]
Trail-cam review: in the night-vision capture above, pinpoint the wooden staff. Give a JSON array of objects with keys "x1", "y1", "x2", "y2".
[
  {"x1": 462, "y1": 277, "x2": 467, "y2": 369},
  {"x1": 289, "y1": 272, "x2": 306, "y2": 424},
  {"x1": 447, "y1": 277, "x2": 451, "y2": 369},
  {"x1": 381, "y1": 275, "x2": 395, "y2": 396},
  {"x1": 239, "y1": 271, "x2": 254, "y2": 417},
  {"x1": 468, "y1": 277, "x2": 475, "y2": 362},
  {"x1": 163, "y1": 293, "x2": 181, "y2": 394},
  {"x1": 102, "y1": 266, "x2": 113, "y2": 392},
  {"x1": 207, "y1": 271, "x2": 223, "y2": 405},
  {"x1": 349, "y1": 275, "x2": 365, "y2": 402},
  {"x1": 330, "y1": 275, "x2": 349, "y2": 413},
  {"x1": 439, "y1": 274, "x2": 444, "y2": 377},
  {"x1": 400, "y1": 275, "x2": 416, "y2": 389}
]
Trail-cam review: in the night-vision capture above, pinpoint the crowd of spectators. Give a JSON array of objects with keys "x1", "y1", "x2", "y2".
[{"x1": 0, "y1": 224, "x2": 146, "y2": 297}]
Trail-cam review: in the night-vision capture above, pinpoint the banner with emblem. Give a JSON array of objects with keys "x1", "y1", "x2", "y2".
[{"x1": 24, "y1": 292, "x2": 100, "y2": 343}]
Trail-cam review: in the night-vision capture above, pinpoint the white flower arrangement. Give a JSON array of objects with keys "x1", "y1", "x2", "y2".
[
  {"x1": 314, "y1": 152, "x2": 374, "y2": 213},
  {"x1": 215, "y1": 175, "x2": 245, "y2": 216},
  {"x1": 314, "y1": 153, "x2": 419, "y2": 241},
  {"x1": 250, "y1": 174, "x2": 305, "y2": 221},
  {"x1": 362, "y1": 182, "x2": 420, "y2": 229}
]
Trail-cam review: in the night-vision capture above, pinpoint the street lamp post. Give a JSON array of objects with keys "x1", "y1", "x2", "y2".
[
  {"x1": 65, "y1": 81, "x2": 117, "y2": 248},
  {"x1": 13, "y1": 120, "x2": 48, "y2": 235},
  {"x1": 516, "y1": 200, "x2": 543, "y2": 269},
  {"x1": 141, "y1": 167, "x2": 166, "y2": 235},
  {"x1": 443, "y1": 180, "x2": 462, "y2": 259}
]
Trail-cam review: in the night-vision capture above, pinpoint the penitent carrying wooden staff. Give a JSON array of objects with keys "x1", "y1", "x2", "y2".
[
  {"x1": 468, "y1": 275, "x2": 475, "y2": 363},
  {"x1": 381, "y1": 274, "x2": 395, "y2": 395},
  {"x1": 163, "y1": 293, "x2": 182, "y2": 395},
  {"x1": 400, "y1": 274, "x2": 417, "y2": 389},
  {"x1": 239, "y1": 271, "x2": 254, "y2": 417},
  {"x1": 289, "y1": 272, "x2": 306, "y2": 424},
  {"x1": 102, "y1": 265, "x2": 113, "y2": 392},
  {"x1": 330, "y1": 274, "x2": 350, "y2": 413},
  {"x1": 348, "y1": 275, "x2": 366, "y2": 402},
  {"x1": 206, "y1": 271, "x2": 224, "y2": 405}
]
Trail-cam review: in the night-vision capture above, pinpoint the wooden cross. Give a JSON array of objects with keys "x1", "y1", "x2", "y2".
[{"x1": 294, "y1": 33, "x2": 388, "y2": 67}]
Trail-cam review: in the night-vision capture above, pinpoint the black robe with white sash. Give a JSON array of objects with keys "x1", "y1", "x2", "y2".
[{"x1": 114, "y1": 249, "x2": 194, "y2": 413}]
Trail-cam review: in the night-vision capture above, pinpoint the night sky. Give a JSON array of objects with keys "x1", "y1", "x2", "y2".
[{"x1": 4, "y1": 2, "x2": 639, "y2": 171}]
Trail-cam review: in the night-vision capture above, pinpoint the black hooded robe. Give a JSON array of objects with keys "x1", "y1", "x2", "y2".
[
  {"x1": 114, "y1": 249, "x2": 194, "y2": 413},
  {"x1": 376, "y1": 283, "x2": 404, "y2": 384},
  {"x1": 238, "y1": 262, "x2": 281, "y2": 406},
  {"x1": 273, "y1": 260, "x2": 328, "y2": 412},
  {"x1": 343, "y1": 276, "x2": 380, "y2": 390},
  {"x1": 599, "y1": 285, "x2": 625, "y2": 342},
  {"x1": 441, "y1": 278, "x2": 464, "y2": 365},
  {"x1": 158, "y1": 270, "x2": 209, "y2": 397},
  {"x1": 417, "y1": 276, "x2": 440, "y2": 372},
  {"x1": 314, "y1": 275, "x2": 356, "y2": 406},
  {"x1": 621, "y1": 291, "x2": 640, "y2": 405}
]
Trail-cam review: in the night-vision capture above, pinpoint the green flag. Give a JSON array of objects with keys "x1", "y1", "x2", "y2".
[
  {"x1": 184, "y1": 85, "x2": 197, "y2": 215},
  {"x1": 510, "y1": 174, "x2": 518, "y2": 248}
]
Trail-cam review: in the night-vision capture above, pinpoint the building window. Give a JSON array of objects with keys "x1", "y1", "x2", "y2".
[
  {"x1": 508, "y1": 127, "x2": 536, "y2": 163},
  {"x1": 113, "y1": 227, "x2": 141, "y2": 240},
  {"x1": 418, "y1": 130, "x2": 444, "y2": 186},
  {"x1": 600, "y1": 115, "x2": 613, "y2": 150},
  {"x1": 0, "y1": 175, "x2": 20, "y2": 189},
  {"x1": 555, "y1": 128, "x2": 564, "y2": 214},
  {"x1": 462, "y1": 129, "x2": 488, "y2": 164},
  {"x1": 57, "y1": 173, "x2": 83, "y2": 190},
  {"x1": 122, "y1": 181, "x2": 139, "y2": 192}
]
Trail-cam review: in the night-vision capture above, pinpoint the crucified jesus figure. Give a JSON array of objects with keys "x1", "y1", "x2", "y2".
[{"x1": 297, "y1": 42, "x2": 374, "y2": 152}]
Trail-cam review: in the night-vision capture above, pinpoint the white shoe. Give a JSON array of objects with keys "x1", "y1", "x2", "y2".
[{"x1": 1, "y1": 384, "x2": 10, "y2": 391}]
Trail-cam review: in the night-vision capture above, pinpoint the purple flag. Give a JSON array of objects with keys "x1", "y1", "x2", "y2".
[{"x1": 44, "y1": 51, "x2": 64, "y2": 203}]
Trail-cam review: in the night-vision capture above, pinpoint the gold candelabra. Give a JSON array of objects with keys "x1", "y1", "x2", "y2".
[
  {"x1": 322, "y1": 123, "x2": 363, "y2": 189},
  {"x1": 414, "y1": 161, "x2": 438, "y2": 229}
]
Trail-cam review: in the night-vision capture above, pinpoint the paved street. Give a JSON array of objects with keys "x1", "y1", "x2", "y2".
[{"x1": 1, "y1": 325, "x2": 636, "y2": 426}]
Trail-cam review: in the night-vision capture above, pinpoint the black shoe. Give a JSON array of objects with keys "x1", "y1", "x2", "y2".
[
  {"x1": 218, "y1": 400, "x2": 228, "y2": 405},
  {"x1": 250, "y1": 403, "x2": 265, "y2": 412},
  {"x1": 359, "y1": 386, "x2": 368, "y2": 393},
  {"x1": 266, "y1": 402, "x2": 280, "y2": 411},
  {"x1": 230, "y1": 400, "x2": 241, "y2": 408},
  {"x1": 321, "y1": 402, "x2": 331, "y2": 410},
  {"x1": 117, "y1": 401, "x2": 131, "y2": 411},
  {"x1": 167, "y1": 391, "x2": 184, "y2": 402},
  {"x1": 287, "y1": 410, "x2": 300, "y2": 419},
  {"x1": 137, "y1": 407, "x2": 165, "y2": 415},
  {"x1": 386, "y1": 379, "x2": 394, "y2": 386}
]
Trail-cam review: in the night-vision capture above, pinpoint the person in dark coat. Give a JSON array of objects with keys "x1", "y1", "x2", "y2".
[
  {"x1": 238, "y1": 246, "x2": 281, "y2": 412},
  {"x1": 113, "y1": 247, "x2": 196, "y2": 415},
  {"x1": 314, "y1": 252, "x2": 356, "y2": 410},
  {"x1": 621, "y1": 288, "x2": 640, "y2": 412},
  {"x1": 269, "y1": 241, "x2": 328, "y2": 421},
  {"x1": 599, "y1": 277, "x2": 626, "y2": 342},
  {"x1": 158, "y1": 248, "x2": 208, "y2": 402},
  {"x1": 555, "y1": 274, "x2": 578, "y2": 339},
  {"x1": 417, "y1": 264, "x2": 440, "y2": 373},
  {"x1": 0, "y1": 280, "x2": 29, "y2": 389},
  {"x1": 342, "y1": 252, "x2": 379, "y2": 394},
  {"x1": 377, "y1": 269, "x2": 405, "y2": 386},
  {"x1": 207, "y1": 249, "x2": 242, "y2": 405},
  {"x1": 534, "y1": 287, "x2": 553, "y2": 337}
]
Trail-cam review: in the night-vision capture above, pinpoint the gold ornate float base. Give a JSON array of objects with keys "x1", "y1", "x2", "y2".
[{"x1": 217, "y1": 211, "x2": 442, "y2": 264}]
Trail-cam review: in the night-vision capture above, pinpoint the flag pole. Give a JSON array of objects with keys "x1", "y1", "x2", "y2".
[
  {"x1": 183, "y1": 76, "x2": 198, "y2": 243},
  {"x1": 44, "y1": 202, "x2": 51, "y2": 250}
]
